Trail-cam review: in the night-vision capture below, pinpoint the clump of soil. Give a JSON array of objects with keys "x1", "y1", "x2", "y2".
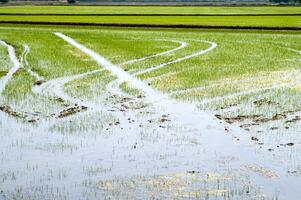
[
  {"x1": 214, "y1": 114, "x2": 262, "y2": 124},
  {"x1": 215, "y1": 113, "x2": 287, "y2": 125},
  {"x1": 239, "y1": 123, "x2": 259, "y2": 131},
  {"x1": 0, "y1": 105, "x2": 40, "y2": 123},
  {"x1": 216, "y1": 103, "x2": 238, "y2": 111},
  {"x1": 285, "y1": 116, "x2": 301, "y2": 124},
  {"x1": 34, "y1": 80, "x2": 46, "y2": 86},
  {"x1": 253, "y1": 98, "x2": 279, "y2": 106},
  {"x1": 253, "y1": 114, "x2": 286, "y2": 123},
  {"x1": 56, "y1": 105, "x2": 88, "y2": 118}
]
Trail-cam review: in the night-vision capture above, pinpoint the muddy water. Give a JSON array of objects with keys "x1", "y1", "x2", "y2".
[{"x1": 0, "y1": 31, "x2": 300, "y2": 200}]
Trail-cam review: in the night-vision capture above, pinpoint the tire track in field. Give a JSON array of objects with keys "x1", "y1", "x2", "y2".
[
  {"x1": 54, "y1": 32, "x2": 233, "y2": 135},
  {"x1": 32, "y1": 68, "x2": 106, "y2": 110},
  {"x1": 106, "y1": 38, "x2": 188, "y2": 98},
  {"x1": 55, "y1": 33, "x2": 301, "y2": 196},
  {"x1": 198, "y1": 46, "x2": 301, "y2": 104},
  {"x1": 33, "y1": 38, "x2": 187, "y2": 113},
  {"x1": 120, "y1": 39, "x2": 187, "y2": 66},
  {"x1": 133, "y1": 39, "x2": 217, "y2": 76},
  {"x1": 20, "y1": 44, "x2": 44, "y2": 81},
  {"x1": 110, "y1": 39, "x2": 216, "y2": 98},
  {"x1": 169, "y1": 46, "x2": 301, "y2": 105},
  {"x1": 0, "y1": 40, "x2": 21, "y2": 94}
]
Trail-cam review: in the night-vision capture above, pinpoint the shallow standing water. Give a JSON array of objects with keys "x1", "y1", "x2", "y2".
[{"x1": 0, "y1": 26, "x2": 301, "y2": 199}]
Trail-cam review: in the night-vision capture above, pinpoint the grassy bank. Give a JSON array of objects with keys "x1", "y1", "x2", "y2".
[
  {"x1": 0, "y1": 15, "x2": 300, "y2": 28},
  {"x1": 0, "y1": 5, "x2": 300, "y2": 15}
]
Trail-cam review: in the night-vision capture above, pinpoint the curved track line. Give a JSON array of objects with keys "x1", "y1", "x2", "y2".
[
  {"x1": 54, "y1": 33, "x2": 301, "y2": 192},
  {"x1": 0, "y1": 40, "x2": 21, "y2": 94},
  {"x1": 107, "y1": 39, "x2": 188, "y2": 98},
  {"x1": 21, "y1": 44, "x2": 44, "y2": 81},
  {"x1": 54, "y1": 32, "x2": 225, "y2": 128},
  {"x1": 36, "y1": 39, "x2": 188, "y2": 115},
  {"x1": 33, "y1": 68, "x2": 105, "y2": 110},
  {"x1": 169, "y1": 69, "x2": 299, "y2": 96},
  {"x1": 198, "y1": 47, "x2": 301, "y2": 104},
  {"x1": 133, "y1": 40, "x2": 217, "y2": 76},
  {"x1": 120, "y1": 39, "x2": 187, "y2": 66},
  {"x1": 111, "y1": 39, "x2": 216, "y2": 98},
  {"x1": 106, "y1": 79, "x2": 131, "y2": 98}
]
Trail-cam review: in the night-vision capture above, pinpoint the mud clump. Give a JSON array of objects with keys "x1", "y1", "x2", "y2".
[
  {"x1": 251, "y1": 136, "x2": 259, "y2": 142},
  {"x1": 253, "y1": 98, "x2": 279, "y2": 106},
  {"x1": 240, "y1": 123, "x2": 259, "y2": 131},
  {"x1": 34, "y1": 80, "x2": 46, "y2": 86},
  {"x1": 279, "y1": 142, "x2": 294, "y2": 147},
  {"x1": 214, "y1": 114, "x2": 261, "y2": 124},
  {"x1": 0, "y1": 105, "x2": 40, "y2": 123},
  {"x1": 0, "y1": 105, "x2": 22, "y2": 118},
  {"x1": 56, "y1": 105, "x2": 88, "y2": 118},
  {"x1": 160, "y1": 115, "x2": 170, "y2": 123},
  {"x1": 285, "y1": 116, "x2": 301, "y2": 124},
  {"x1": 253, "y1": 114, "x2": 286, "y2": 123},
  {"x1": 216, "y1": 103, "x2": 238, "y2": 110}
]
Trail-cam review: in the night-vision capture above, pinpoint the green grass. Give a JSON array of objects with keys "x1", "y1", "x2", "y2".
[
  {"x1": 0, "y1": 15, "x2": 300, "y2": 27},
  {"x1": 0, "y1": 6, "x2": 300, "y2": 15},
  {"x1": 0, "y1": 45, "x2": 11, "y2": 74},
  {"x1": 1, "y1": 24, "x2": 301, "y2": 131},
  {"x1": 0, "y1": 23, "x2": 301, "y2": 199}
]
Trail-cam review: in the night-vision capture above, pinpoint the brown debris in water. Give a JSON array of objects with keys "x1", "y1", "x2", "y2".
[
  {"x1": 240, "y1": 123, "x2": 260, "y2": 131},
  {"x1": 34, "y1": 79, "x2": 46, "y2": 86},
  {"x1": 0, "y1": 105, "x2": 40, "y2": 123},
  {"x1": 214, "y1": 114, "x2": 261, "y2": 124},
  {"x1": 245, "y1": 164, "x2": 278, "y2": 178},
  {"x1": 216, "y1": 103, "x2": 238, "y2": 110},
  {"x1": 285, "y1": 116, "x2": 301, "y2": 124},
  {"x1": 253, "y1": 98, "x2": 279, "y2": 106},
  {"x1": 56, "y1": 105, "x2": 88, "y2": 118},
  {"x1": 253, "y1": 114, "x2": 286, "y2": 123}
]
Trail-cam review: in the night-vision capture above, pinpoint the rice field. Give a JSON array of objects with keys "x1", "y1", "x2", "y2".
[
  {"x1": 0, "y1": 5, "x2": 300, "y2": 15},
  {"x1": 0, "y1": 6, "x2": 301, "y2": 200}
]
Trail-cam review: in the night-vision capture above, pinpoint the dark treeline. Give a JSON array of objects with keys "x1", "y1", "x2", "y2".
[{"x1": 269, "y1": 0, "x2": 300, "y2": 3}]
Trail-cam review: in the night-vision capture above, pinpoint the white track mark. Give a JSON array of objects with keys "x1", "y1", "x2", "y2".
[
  {"x1": 111, "y1": 39, "x2": 215, "y2": 97},
  {"x1": 55, "y1": 33, "x2": 301, "y2": 193},
  {"x1": 33, "y1": 69, "x2": 105, "y2": 108},
  {"x1": 133, "y1": 40, "x2": 217, "y2": 76},
  {"x1": 54, "y1": 32, "x2": 226, "y2": 132},
  {"x1": 120, "y1": 39, "x2": 187, "y2": 66},
  {"x1": 0, "y1": 40, "x2": 21, "y2": 94},
  {"x1": 169, "y1": 46, "x2": 301, "y2": 104},
  {"x1": 106, "y1": 79, "x2": 131, "y2": 98},
  {"x1": 106, "y1": 39, "x2": 188, "y2": 98},
  {"x1": 198, "y1": 47, "x2": 301, "y2": 104},
  {"x1": 170, "y1": 69, "x2": 299, "y2": 96},
  {"x1": 21, "y1": 44, "x2": 44, "y2": 81}
]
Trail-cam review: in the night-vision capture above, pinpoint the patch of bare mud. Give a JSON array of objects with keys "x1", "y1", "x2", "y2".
[
  {"x1": 56, "y1": 105, "x2": 88, "y2": 118},
  {"x1": 0, "y1": 105, "x2": 40, "y2": 123}
]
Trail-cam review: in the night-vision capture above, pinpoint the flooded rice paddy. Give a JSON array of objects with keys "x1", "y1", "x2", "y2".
[{"x1": 0, "y1": 26, "x2": 300, "y2": 199}]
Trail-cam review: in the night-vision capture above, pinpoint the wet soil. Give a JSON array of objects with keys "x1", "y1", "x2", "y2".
[
  {"x1": 56, "y1": 105, "x2": 88, "y2": 118},
  {"x1": 0, "y1": 105, "x2": 40, "y2": 123}
]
